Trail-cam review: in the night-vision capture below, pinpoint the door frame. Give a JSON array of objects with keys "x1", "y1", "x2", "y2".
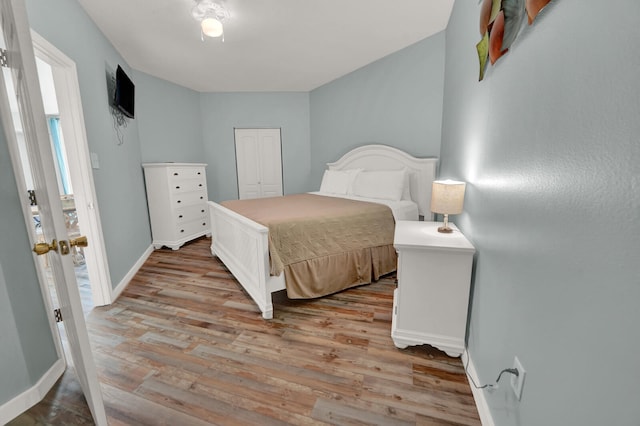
[{"x1": 31, "y1": 31, "x2": 112, "y2": 306}]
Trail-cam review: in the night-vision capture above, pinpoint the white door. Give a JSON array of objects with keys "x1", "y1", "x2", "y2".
[
  {"x1": 258, "y1": 128, "x2": 283, "y2": 197},
  {"x1": 0, "y1": 0, "x2": 107, "y2": 424},
  {"x1": 235, "y1": 128, "x2": 283, "y2": 199},
  {"x1": 235, "y1": 129, "x2": 261, "y2": 199}
]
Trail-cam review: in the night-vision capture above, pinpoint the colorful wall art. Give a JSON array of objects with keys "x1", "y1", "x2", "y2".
[{"x1": 477, "y1": 0, "x2": 552, "y2": 81}]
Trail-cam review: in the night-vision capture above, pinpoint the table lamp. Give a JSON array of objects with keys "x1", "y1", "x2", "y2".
[{"x1": 430, "y1": 180, "x2": 466, "y2": 233}]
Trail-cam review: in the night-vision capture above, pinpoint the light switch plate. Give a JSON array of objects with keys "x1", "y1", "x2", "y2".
[{"x1": 90, "y1": 152, "x2": 100, "y2": 169}]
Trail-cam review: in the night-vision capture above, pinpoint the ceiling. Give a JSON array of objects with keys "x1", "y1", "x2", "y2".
[{"x1": 76, "y1": 0, "x2": 454, "y2": 93}]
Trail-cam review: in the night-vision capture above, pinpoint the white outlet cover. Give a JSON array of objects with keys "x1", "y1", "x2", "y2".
[{"x1": 511, "y1": 356, "x2": 526, "y2": 400}]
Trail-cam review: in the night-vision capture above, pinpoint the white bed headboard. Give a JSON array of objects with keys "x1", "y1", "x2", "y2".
[{"x1": 327, "y1": 144, "x2": 438, "y2": 219}]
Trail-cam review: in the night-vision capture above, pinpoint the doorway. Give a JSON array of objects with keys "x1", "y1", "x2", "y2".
[{"x1": 32, "y1": 31, "x2": 112, "y2": 309}]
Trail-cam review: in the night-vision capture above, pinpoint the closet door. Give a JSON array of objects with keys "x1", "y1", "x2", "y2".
[
  {"x1": 235, "y1": 129, "x2": 261, "y2": 199},
  {"x1": 235, "y1": 128, "x2": 283, "y2": 199},
  {"x1": 257, "y1": 128, "x2": 283, "y2": 197}
]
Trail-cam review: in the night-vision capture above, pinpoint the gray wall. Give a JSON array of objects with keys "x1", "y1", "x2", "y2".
[
  {"x1": 25, "y1": 0, "x2": 152, "y2": 288},
  {"x1": 441, "y1": 1, "x2": 640, "y2": 425},
  {"x1": 0, "y1": 122, "x2": 58, "y2": 405},
  {"x1": 199, "y1": 92, "x2": 311, "y2": 202},
  {"x1": 309, "y1": 33, "x2": 446, "y2": 187},
  {"x1": 135, "y1": 71, "x2": 204, "y2": 163}
]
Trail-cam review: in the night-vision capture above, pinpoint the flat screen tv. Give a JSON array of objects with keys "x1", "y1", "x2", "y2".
[{"x1": 114, "y1": 65, "x2": 135, "y2": 119}]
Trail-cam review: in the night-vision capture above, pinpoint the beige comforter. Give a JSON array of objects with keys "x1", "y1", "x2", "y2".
[{"x1": 221, "y1": 193, "x2": 396, "y2": 299}]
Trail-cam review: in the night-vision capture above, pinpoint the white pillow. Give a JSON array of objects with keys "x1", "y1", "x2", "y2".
[
  {"x1": 319, "y1": 169, "x2": 361, "y2": 194},
  {"x1": 351, "y1": 169, "x2": 407, "y2": 201}
]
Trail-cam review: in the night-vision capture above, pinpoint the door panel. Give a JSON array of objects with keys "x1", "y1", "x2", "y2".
[
  {"x1": 235, "y1": 130, "x2": 260, "y2": 199},
  {"x1": 0, "y1": 0, "x2": 106, "y2": 423},
  {"x1": 259, "y1": 129, "x2": 283, "y2": 197}
]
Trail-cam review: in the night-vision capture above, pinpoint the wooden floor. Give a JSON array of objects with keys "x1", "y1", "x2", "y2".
[{"x1": 10, "y1": 237, "x2": 480, "y2": 426}]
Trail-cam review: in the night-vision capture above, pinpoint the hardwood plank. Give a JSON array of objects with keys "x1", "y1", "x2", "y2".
[
  {"x1": 312, "y1": 397, "x2": 415, "y2": 426},
  {"x1": 361, "y1": 375, "x2": 480, "y2": 426},
  {"x1": 101, "y1": 382, "x2": 214, "y2": 426},
  {"x1": 11, "y1": 236, "x2": 480, "y2": 425},
  {"x1": 190, "y1": 342, "x2": 366, "y2": 399},
  {"x1": 134, "y1": 377, "x2": 291, "y2": 426},
  {"x1": 415, "y1": 415, "x2": 472, "y2": 426}
]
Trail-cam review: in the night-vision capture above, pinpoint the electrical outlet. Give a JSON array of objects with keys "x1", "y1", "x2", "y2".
[{"x1": 511, "y1": 356, "x2": 526, "y2": 400}]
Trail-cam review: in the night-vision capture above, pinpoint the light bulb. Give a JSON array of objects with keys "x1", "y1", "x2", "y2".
[{"x1": 201, "y1": 17, "x2": 223, "y2": 37}]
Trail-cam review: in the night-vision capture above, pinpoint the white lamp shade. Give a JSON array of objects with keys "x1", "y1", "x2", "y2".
[
  {"x1": 431, "y1": 180, "x2": 466, "y2": 215},
  {"x1": 201, "y1": 17, "x2": 223, "y2": 37}
]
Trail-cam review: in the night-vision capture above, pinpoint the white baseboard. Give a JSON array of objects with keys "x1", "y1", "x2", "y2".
[
  {"x1": 462, "y1": 349, "x2": 495, "y2": 426},
  {"x1": 111, "y1": 244, "x2": 154, "y2": 301},
  {"x1": 0, "y1": 358, "x2": 65, "y2": 424}
]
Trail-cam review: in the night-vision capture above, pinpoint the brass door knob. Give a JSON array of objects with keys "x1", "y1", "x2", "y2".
[
  {"x1": 69, "y1": 236, "x2": 88, "y2": 248},
  {"x1": 33, "y1": 239, "x2": 58, "y2": 256}
]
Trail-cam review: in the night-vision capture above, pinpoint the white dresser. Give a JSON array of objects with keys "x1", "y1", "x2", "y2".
[
  {"x1": 392, "y1": 220, "x2": 475, "y2": 357},
  {"x1": 142, "y1": 163, "x2": 210, "y2": 250}
]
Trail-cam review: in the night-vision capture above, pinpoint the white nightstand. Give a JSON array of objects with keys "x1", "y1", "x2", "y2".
[{"x1": 392, "y1": 220, "x2": 475, "y2": 357}]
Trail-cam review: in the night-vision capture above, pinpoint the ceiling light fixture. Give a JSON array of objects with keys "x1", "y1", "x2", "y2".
[{"x1": 192, "y1": 0, "x2": 230, "y2": 41}]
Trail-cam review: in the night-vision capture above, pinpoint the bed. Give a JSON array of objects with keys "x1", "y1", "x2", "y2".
[{"x1": 208, "y1": 144, "x2": 438, "y2": 319}]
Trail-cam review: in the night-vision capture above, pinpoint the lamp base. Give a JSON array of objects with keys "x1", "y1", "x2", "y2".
[
  {"x1": 437, "y1": 214, "x2": 453, "y2": 233},
  {"x1": 437, "y1": 226, "x2": 453, "y2": 233}
]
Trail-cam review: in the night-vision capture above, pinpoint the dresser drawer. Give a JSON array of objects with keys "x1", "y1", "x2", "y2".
[
  {"x1": 175, "y1": 218, "x2": 209, "y2": 237},
  {"x1": 171, "y1": 190, "x2": 207, "y2": 207},
  {"x1": 168, "y1": 167, "x2": 205, "y2": 180},
  {"x1": 169, "y1": 177, "x2": 206, "y2": 194},
  {"x1": 175, "y1": 204, "x2": 208, "y2": 224}
]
